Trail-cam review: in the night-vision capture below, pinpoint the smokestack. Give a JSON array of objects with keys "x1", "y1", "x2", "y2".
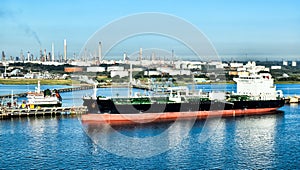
[
  {"x1": 2, "y1": 51, "x2": 5, "y2": 61},
  {"x1": 20, "y1": 50, "x2": 24, "y2": 61},
  {"x1": 152, "y1": 52, "x2": 155, "y2": 61},
  {"x1": 52, "y1": 43, "x2": 55, "y2": 62},
  {"x1": 40, "y1": 49, "x2": 43, "y2": 61},
  {"x1": 172, "y1": 49, "x2": 174, "y2": 64},
  {"x1": 98, "y1": 42, "x2": 102, "y2": 63},
  {"x1": 44, "y1": 49, "x2": 47, "y2": 61},
  {"x1": 27, "y1": 51, "x2": 30, "y2": 61},
  {"x1": 123, "y1": 52, "x2": 127, "y2": 61},
  {"x1": 64, "y1": 39, "x2": 67, "y2": 61},
  {"x1": 139, "y1": 48, "x2": 142, "y2": 61}
]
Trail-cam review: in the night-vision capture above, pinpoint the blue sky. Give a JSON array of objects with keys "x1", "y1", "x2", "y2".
[{"x1": 1, "y1": 0, "x2": 300, "y2": 60}]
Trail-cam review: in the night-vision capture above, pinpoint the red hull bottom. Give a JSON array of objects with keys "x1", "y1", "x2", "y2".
[{"x1": 81, "y1": 108, "x2": 280, "y2": 125}]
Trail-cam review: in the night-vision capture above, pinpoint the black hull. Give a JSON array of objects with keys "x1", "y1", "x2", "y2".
[{"x1": 83, "y1": 98, "x2": 285, "y2": 114}]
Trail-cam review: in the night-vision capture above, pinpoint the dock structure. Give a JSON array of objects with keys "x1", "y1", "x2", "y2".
[
  {"x1": 0, "y1": 106, "x2": 87, "y2": 119},
  {"x1": 132, "y1": 84, "x2": 151, "y2": 90},
  {"x1": 285, "y1": 96, "x2": 300, "y2": 104},
  {"x1": 0, "y1": 85, "x2": 94, "y2": 98}
]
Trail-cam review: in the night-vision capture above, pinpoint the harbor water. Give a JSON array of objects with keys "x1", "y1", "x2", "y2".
[{"x1": 0, "y1": 84, "x2": 299, "y2": 169}]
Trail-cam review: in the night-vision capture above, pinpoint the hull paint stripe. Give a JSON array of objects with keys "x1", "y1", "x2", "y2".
[{"x1": 81, "y1": 107, "x2": 280, "y2": 125}]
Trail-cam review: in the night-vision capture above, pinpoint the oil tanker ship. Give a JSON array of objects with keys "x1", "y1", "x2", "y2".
[{"x1": 82, "y1": 72, "x2": 284, "y2": 125}]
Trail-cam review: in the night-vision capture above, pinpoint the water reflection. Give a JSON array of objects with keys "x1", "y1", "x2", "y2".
[
  {"x1": 232, "y1": 112, "x2": 284, "y2": 168},
  {"x1": 82, "y1": 119, "x2": 195, "y2": 158},
  {"x1": 1, "y1": 107, "x2": 299, "y2": 169},
  {"x1": 82, "y1": 111, "x2": 285, "y2": 162}
]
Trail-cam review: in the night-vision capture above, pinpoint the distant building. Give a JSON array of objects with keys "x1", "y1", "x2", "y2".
[
  {"x1": 132, "y1": 67, "x2": 143, "y2": 72},
  {"x1": 282, "y1": 73, "x2": 289, "y2": 78},
  {"x1": 209, "y1": 61, "x2": 223, "y2": 69},
  {"x1": 24, "y1": 73, "x2": 34, "y2": 79},
  {"x1": 271, "y1": 66, "x2": 282, "y2": 70},
  {"x1": 144, "y1": 71, "x2": 161, "y2": 76},
  {"x1": 179, "y1": 70, "x2": 191, "y2": 75},
  {"x1": 228, "y1": 71, "x2": 238, "y2": 76},
  {"x1": 237, "y1": 67, "x2": 246, "y2": 72},
  {"x1": 292, "y1": 61, "x2": 297, "y2": 67},
  {"x1": 111, "y1": 70, "x2": 128, "y2": 78},
  {"x1": 283, "y1": 61, "x2": 288, "y2": 66},
  {"x1": 222, "y1": 63, "x2": 229, "y2": 68},
  {"x1": 228, "y1": 71, "x2": 249, "y2": 76},
  {"x1": 194, "y1": 78, "x2": 207, "y2": 83},
  {"x1": 238, "y1": 72, "x2": 250, "y2": 76},
  {"x1": 230, "y1": 62, "x2": 243, "y2": 68},
  {"x1": 107, "y1": 66, "x2": 124, "y2": 72},
  {"x1": 87, "y1": 67, "x2": 106, "y2": 72},
  {"x1": 64, "y1": 67, "x2": 83, "y2": 73}
]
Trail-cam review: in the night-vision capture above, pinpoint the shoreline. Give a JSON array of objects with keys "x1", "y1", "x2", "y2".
[
  {"x1": 0, "y1": 79, "x2": 79, "y2": 85},
  {"x1": 1, "y1": 78, "x2": 300, "y2": 85}
]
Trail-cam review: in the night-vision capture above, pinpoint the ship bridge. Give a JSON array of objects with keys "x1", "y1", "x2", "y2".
[{"x1": 233, "y1": 73, "x2": 282, "y2": 100}]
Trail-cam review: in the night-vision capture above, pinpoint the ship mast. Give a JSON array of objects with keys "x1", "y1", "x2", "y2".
[
  {"x1": 11, "y1": 90, "x2": 14, "y2": 106},
  {"x1": 192, "y1": 73, "x2": 195, "y2": 95},
  {"x1": 93, "y1": 83, "x2": 98, "y2": 99},
  {"x1": 129, "y1": 63, "x2": 133, "y2": 97},
  {"x1": 37, "y1": 80, "x2": 41, "y2": 93}
]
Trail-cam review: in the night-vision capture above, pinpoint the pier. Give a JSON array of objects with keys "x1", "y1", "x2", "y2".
[
  {"x1": 0, "y1": 85, "x2": 94, "y2": 98},
  {"x1": 0, "y1": 106, "x2": 87, "y2": 119},
  {"x1": 285, "y1": 96, "x2": 300, "y2": 104}
]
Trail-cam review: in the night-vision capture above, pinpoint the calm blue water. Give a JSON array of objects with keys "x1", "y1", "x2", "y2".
[
  {"x1": 0, "y1": 84, "x2": 73, "y2": 96},
  {"x1": 0, "y1": 84, "x2": 299, "y2": 169}
]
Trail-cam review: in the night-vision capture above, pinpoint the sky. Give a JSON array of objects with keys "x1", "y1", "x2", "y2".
[{"x1": 1, "y1": 0, "x2": 300, "y2": 61}]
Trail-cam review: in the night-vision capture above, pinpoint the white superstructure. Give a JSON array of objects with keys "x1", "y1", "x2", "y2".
[
  {"x1": 233, "y1": 72, "x2": 283, "y2": 100},
  {"x1": 26, "y1": 81, "x2": 62, "y2": 107}
]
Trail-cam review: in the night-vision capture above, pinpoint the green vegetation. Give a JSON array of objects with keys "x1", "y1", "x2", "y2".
[
  {"x1": 2, "y1": 77, "x2": 300, "y2": 86},
  {"x1": 0, "y1": 79, "x2": 79, "y2": 85},
  {"x1": 195, "y1": 81, "x2": 235, "y2": 85},
  {"x1": 275, "y1": 81, "x2": 300, "y2": 84}
]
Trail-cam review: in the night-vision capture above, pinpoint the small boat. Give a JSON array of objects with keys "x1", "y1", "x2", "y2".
[{"x1": 25, "y1": 80, "x2": 62, "y2": 109}]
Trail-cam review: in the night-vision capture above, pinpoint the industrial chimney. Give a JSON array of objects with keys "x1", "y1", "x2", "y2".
[
  {"x1": 44, "y1": 49, "x2": 47, "y2": 61},
  {"x1": 98, "y1": 42, "x2": 102, "y2": 63},
  {"x1": 20, "y1": 50, "x2": 24, "y2": 61},
  {"x1": 2, "y1": 51, "x2": 5, "y2": 61},
  {"x1": 123, "y1": 52, "x2": 127, "y2": 61},
  {"x1": 52, "y1": 43, "x2": 55, "y2": 62},
  {"x1": 139, "y1": 48, "x2": 142, "y2": 61},
  {"x1": 64, "y1": 39, "x2": 67, "y2": 61},
  {"x1": 27, "y1": 51, "x2": 30, "y2": 62}
]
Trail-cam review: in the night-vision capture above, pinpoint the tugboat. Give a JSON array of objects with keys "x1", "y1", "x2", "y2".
[
  {"x1": 82, "y1": 72, "x2": 285, "y2": 125},
  {"x1": 26, "y1": 80, "x2": 62, "y2": 109}
]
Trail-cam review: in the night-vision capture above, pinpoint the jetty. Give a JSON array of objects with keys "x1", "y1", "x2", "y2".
[
  {"x1": 0, "y1": 106, "x2": 87, "y2": 119},
  {"x1": 285, "y1": 96, "x2": 300, "y2": 104},
  {"x1": 0, "y1": 85, "x2": 94, "y2": 98}
]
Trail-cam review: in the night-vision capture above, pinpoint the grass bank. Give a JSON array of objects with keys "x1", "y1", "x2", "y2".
[
  {"x1": 0, "y1": 79, "x2": 79, "y2": 85},
  {"x1": 275, "y1": 81, "x2": 300, "y2": 84}
]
